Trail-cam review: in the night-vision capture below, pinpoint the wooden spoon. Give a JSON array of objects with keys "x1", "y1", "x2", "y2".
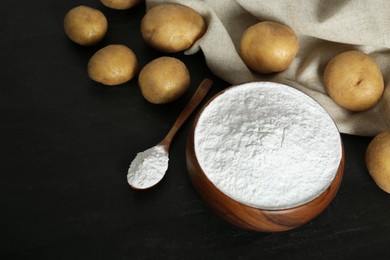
[{"x1": 127, "y1": 78, "x2": 213, "y2": 189}]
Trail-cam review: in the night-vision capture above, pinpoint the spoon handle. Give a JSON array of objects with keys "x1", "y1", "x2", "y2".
[{"x1": 160, "y1": 78, "x2": 213, "y2": 150}]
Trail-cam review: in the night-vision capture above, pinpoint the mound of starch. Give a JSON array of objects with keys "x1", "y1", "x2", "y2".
[{"x1": 194, "y1": 82, "x2": 342, "y2": 210}]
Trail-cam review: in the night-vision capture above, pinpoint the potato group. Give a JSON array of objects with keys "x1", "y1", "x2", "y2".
[
  {"x1": 138, "y1": 57, "x2": 190, "y2": 104},
  {"x1": 366, "y1": 131, "x2": 390, "y2": 193},
  {"x1": 88, "y1": 44, "x2": 138, "y2": 86},
  {"x1": 141, "y1": 3, "x2": 206, "y2": 53},
  {"x1": 64, "y1": 5, "x2": 107, "y2": 46},
  {"x1": 323, "y1": 50, "x2": 384, "y2": 112},
  {"x1": 101, "y1": 0, "x2": 141, "y2": 10},
  {"x1": 239, "y1": 21, "x2": 299, "y2": 73}
]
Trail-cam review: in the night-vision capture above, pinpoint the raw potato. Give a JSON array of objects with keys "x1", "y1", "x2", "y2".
[
  {"x1": 64, "y1": 5, "x2": 107, "y2": 46},
  {"x1": 88, "y1": 44, "x2": 138, "y2": 86},
  {"x1": 366, "y1": 131, "x2": 390, "y2": 193},
  {"x1": 101, "y1": 0, "x2": 142, "y2": 10},
  {"x1": 141, "y1": 3, "x2": 206, "y2": 53},
  {"x1": 239, "y1": 21, "x2": 299, "y2": 73},
  {"x1": 323, "y1": 50, "x2": 384, "y2": 112},
  {"x1": 138, "y1": 57, "x2": 190, "y2": 104}
]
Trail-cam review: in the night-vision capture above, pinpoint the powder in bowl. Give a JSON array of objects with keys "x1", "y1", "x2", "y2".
[{"x1": 194, "y1": 82, "x2": 342, "y2": 210}]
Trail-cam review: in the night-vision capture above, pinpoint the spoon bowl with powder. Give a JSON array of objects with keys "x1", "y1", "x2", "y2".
[
  {"x1": 186, "y1": 81, "x2": 344, "y2": 232},
  {"x1": 127, "y1": 78, "x2": 213, "y2": 189}
]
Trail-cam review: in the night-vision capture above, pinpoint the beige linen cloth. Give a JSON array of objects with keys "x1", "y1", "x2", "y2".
[{"x1": 146, "y1": 0, "x2": 390, "y2": 136}]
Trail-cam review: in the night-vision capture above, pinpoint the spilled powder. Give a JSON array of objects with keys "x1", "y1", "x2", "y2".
[
  {"x1": 194, "y1": 82, "x2": 342, "y2": 210},
  {"x1": 127, "y1": 145, "x2": 169, "y2": 189}
]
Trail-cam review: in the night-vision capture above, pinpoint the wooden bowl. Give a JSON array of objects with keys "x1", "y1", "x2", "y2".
[{"x1": 186, "y1": 82, "x2": 344, "y2": 232}]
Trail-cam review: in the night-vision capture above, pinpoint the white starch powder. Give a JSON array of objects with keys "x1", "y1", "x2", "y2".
[
  {"x1": 127, "y1": 145, "x2": 169, "y2": 189},
  {"x1": 194, "y1": 82, "x2": 342, "y2": 210}
]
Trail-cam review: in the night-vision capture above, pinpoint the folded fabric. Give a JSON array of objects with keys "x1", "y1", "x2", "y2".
[{"x1": 146, "y1": 0, "x2": 390, "y2": 136}]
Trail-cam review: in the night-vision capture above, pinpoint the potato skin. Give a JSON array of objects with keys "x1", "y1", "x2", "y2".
[
  {"x1": 100, "y1": 0, "x2": 142, "y2": 10},
  {"x1": 141, "y1": 3, "x2": 206, "y2": 53},
  {"x1": 88, "y1": 44, "x2": 138, "y2": 86},
  {"x1": 323, "y1": 50, "x2": 384, "y2": 112},
  {"x1": 64, "y1": 5, "x2": 107, "y2": 46},
  {"x1": 366, "y1": 131, "x2": 390, "y2": 193},
  {"x1": 138, "y1": 57, "x2": 190, "y2": 104},
  {"x1": 239, "y1": 21, "x2": 299, "y2": 73}
]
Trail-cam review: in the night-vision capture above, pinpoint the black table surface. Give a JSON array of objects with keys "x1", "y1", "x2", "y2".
[{"x1": 2, "y1": 0, "x2": 390, "y2": 259}]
